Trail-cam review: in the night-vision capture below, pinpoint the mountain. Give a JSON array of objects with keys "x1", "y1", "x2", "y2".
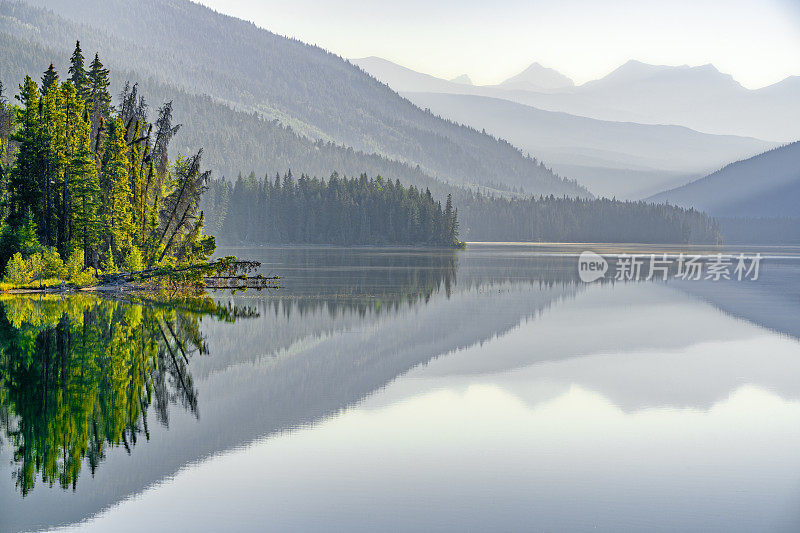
[
  {"x1": 352, "y1": 57, "x2": 789, "y2": 199},
  {"x1": 1, "y1": 1, "x2": 586, "y2": 197},
  {"x1": 403, "y1": 92, "x2": 776, "y2": 199},
  {"x1": 450, "y1": 74, "x2": 473, "y2": 85},
  {"x1": 355, "y1": 57, "x2": 799, "y2": 143},
  {"x1": 648, "y1": 142, "x2": 800, "y2": 218},
  {"x1": 499, "y1": 62, "x2": 574, "y2": 92},
  {"x1": 0, "y1": 31, "x2": 467, "y2": 201},
  {"x1": 580, "y1": 60, "x2": 742, "y2": 93},
  {"x1": 501, "y1": 61, "x2": 799, "y2": 142},
  {"x1": 350, "y1": 56, "x2": 467, "y2": 94}
]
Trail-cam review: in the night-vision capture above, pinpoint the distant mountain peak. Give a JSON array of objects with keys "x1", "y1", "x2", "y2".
[
  {"x1": 589, "y1": 60, "x2": 741, "y2": 89},
  {"x1": 499, "y1": 62, "x2": 574, "y2": 92},
  {"x1": 450, "y1": 74, "x2": 473, "y2": 85}
]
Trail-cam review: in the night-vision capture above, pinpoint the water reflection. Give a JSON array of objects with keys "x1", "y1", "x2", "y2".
[
  {"x1": 0, "y1": 294, "x2": 255, "y2": 497},
  {"x1": 0, "y1": 245, "x2": 799, "y2": 532}
]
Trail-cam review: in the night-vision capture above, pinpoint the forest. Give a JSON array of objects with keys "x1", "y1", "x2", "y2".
[
  {"x1": 203, "y1": 170, "x2": 721, "y2": 245},
  {"x1": 454, "y1": 192, "x2": 722, "y2": 243},
  {"x1": 203, "y1": 172, "x2": 461, "y2": 247},
  {"x1": 0, "y1": 44, "x2": 215, "y2": 286}
]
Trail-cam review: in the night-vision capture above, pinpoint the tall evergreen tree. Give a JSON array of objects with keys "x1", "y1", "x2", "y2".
[
  {"x1": 8, "y1": 77, "x2": 43, "y2": 229},
  {"x1": 86, "y1": 53, "x2": 111, "y2": 148},
  {"x1": 40, "y1": 63, "x2": 59, "y2": 94},
  {"x1": 68, "y1": 41, "x2": 89, "y2": 100},
  {"x1": 157, "y1": 150, "x2": 209, "y2": 262},
  {"x1": 70, "y1": 108, "x2": 101, "y2": 267},
  {"x1": 99, "y1": 118, "x2": 134, "y2": 263},
  {"x1": 152, "y1": 101, "x2": 180, "y2": 181}
]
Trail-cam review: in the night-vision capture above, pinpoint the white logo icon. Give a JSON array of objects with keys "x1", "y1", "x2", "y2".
[{"x1": 578, "y1": 251, "x2": 608, "y2": 283}]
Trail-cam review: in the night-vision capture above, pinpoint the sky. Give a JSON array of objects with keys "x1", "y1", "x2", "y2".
[{"x1": 195, "y1": 0, "x2": 800, "y2": 89}]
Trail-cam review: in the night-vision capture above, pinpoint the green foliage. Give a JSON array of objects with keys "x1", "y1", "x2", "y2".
[
  {"x1": 65, "y1": 249, "x2": 84, "y2": 278},
  {"x1": 2, "y1": 247, "x2": 97, "y2": 287},
  {"x1": 123, "y1": 246, "x2": 143, "y2": 273},
  {"x1": 40, "y1": 246, "x2": 66, "y2": 278},
  {"x1": 0, "y1": 53, "x2": 217, "y2": 284},
  {"x1": 4, "y1": 252, "x2": 27, "y2": 284},
  {"x1": 0, "y1": 211, "x2": 41, "y2": 269},
  {"x1": 100, "y1": 245, "x2": 116, "y2": 273},
  {"x1": 70, "y1": 268, "x2": 97, "y2": 286}
]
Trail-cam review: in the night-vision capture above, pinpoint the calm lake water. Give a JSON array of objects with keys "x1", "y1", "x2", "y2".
[{"x1": 2, "y1": 244, "x2": 800, "y2": 532}]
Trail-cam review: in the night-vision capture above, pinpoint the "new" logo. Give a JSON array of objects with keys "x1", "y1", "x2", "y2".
[{"x1": 578, "y1": 251, "x2": 608, "y2": 283}]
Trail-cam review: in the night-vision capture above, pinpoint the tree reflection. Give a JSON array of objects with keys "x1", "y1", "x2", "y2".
[{"x1": 0, "y1": 294, "x2": 254, "y2": 496}]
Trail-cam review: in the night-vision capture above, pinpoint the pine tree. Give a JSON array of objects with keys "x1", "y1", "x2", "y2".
[
  {"x1": 99, "y1": 118, "x2": 134, "y2": 265},
  {"x1": 157, "y1": 151, "x2": 209, "y2": 262},
  {"x1": 444, "y1": 193, "x2": 458, "y2": 245},
  {"x1": 68, "y1": 41, "x2": 89, "y2": 101},
  {"x1": 152, "y1": 101, "x2": 181, "y2": 181},
  {"x1": 86, "y1": 53, "x2": 111, "y2": 148},
  {"x1": 41, "y1": 64, "x2": 59, "y2": 95},
  {"x1": 38, "y1": 78, "x2": 67, "y2": 248},
  {"x1": 8, "y1": 77, "x2": 43, "y2": 229},
  {"x1": 70, "y1": 104, "x2": 100, "y2": 268}
]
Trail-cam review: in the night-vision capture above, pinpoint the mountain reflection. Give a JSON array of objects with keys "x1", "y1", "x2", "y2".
[
  {"x1": 0, "y1": 294, "x2": 256, "y2": 496},
  {"x1": 1, "y1": 246, "x2": 798, "y2": 533}
]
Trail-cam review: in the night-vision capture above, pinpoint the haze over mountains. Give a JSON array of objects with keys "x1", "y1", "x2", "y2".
[
  {"x1": 649, "y1": 142, "x2": 800, "y2": 218},
  {"x1": 403, "y1": 92, "x2": 774, "y2": 199},
  {"x1": 498, "y1": 62, "x2": 575, "y2": 92},
  {"x1": 353, "y1": 56, "x2": 795, "y2": 199},
  {"x1": 354, "y1": 57, "x2": 799, "y2": 143},
  {"x1": 0, "y1": 0, "x2": 586, "y2": 197}
]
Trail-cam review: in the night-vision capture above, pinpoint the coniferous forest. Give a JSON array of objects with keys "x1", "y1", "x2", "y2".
[
  {"x1": 203, "y1": 173, "x2": 461, "y2": 247},
  {"x1": 203, "y1": 172, "x2": 721, "y2": 245},
  {"x1": 0, "y1": 43, "x2": 215, "y2": 284},
  {"x1": 452, "y1": 192, "x2": 722, "y2": 244}
]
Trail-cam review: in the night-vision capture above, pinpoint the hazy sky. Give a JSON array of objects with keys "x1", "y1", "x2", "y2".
[{"x1": 196, "y1": 0, "x2": 800, "y2": 88}]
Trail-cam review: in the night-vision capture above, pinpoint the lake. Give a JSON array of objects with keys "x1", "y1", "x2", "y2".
[{"x1": 1, "y1": 244, "x2": 800, "y2": 532}]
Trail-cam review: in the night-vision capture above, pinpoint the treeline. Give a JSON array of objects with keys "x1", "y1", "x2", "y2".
[
  {"x1": 454, "y1": 193, "x2": 722, "y2": 244},
  {"x1": 203, "y1": 172, "x2": 461, "y2": 247},
  {"x1": 0, "y1": 44, "x2": 215, "y2": 279}
]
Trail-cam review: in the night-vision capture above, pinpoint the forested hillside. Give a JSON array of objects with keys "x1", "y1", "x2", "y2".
[
  {"x1": 649, "y1": 142, "x2": 800, "y2": 218},
  {"x1": 204, "y1": 173, "x2": 460, "y2": 247},
  {"x1": 0, "y1": 0, "x2": 586, "y2": 196},
  {"x1": 0, "y1": 31, "x2": 457, "y2": 197}
]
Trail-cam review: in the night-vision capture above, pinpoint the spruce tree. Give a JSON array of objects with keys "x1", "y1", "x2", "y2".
[
  {"x1": 99, "y1": 118, "x2": 134, "y2": 265},
  {"x1": 71, "y1": 113, "x2": 101, "y2": 268},
  {"x1": 68, "y1": 41, "x2": 89, "y2": 100},
  {"x1": 86, "y1": 53, "x2": 111, "y2": 147},
  {"x1": 38, "y1": 79, "x2": 66, "y2": 248},
  {"x1": 8, "y1": 77, "x2": 43, "y2": 229},
  {"x1": 41, "y1": 63, "x2": 59, "y2": 95}
]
